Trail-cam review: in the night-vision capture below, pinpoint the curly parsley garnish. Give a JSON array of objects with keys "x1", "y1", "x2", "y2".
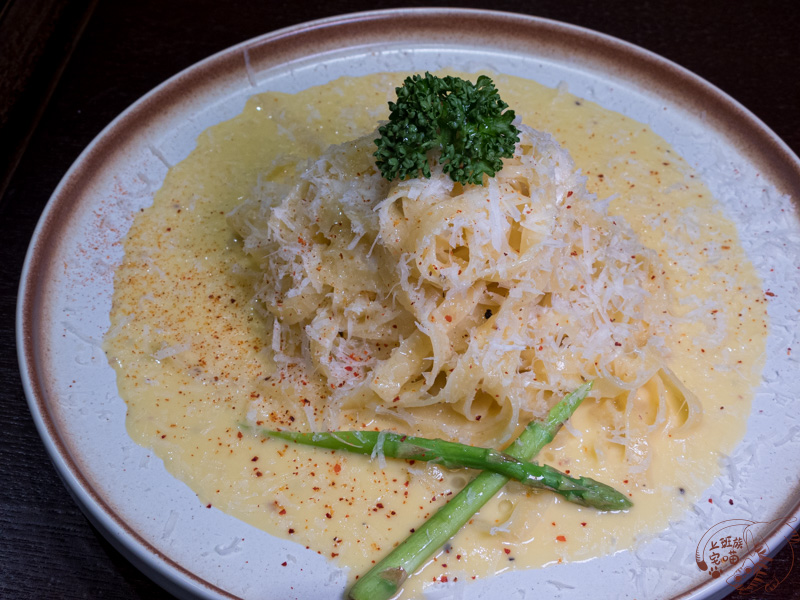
[{"x1": 374, "y1": 72, "x2": 521, "y2": 185}]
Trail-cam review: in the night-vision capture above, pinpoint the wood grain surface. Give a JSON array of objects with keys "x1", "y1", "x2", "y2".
[{"x1": 1, "y1": 1, "x2": 798, "y2": 599}]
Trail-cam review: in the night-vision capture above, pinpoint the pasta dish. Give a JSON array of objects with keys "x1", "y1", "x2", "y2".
[{"x1": 104, "y1": 71, "x2": 768, "y2": 598}]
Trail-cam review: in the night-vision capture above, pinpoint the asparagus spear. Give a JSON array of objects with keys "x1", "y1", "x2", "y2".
[
  {"x1": 340, "y1": 382, "x2": 595, "y2": 600},
  {"x1": 253, "y1": 427, "x2": 630, "y2": 512}
]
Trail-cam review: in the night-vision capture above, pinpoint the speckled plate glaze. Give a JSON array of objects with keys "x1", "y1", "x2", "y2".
[{"x1": 17, "y1": 9, "x2": 800, "y2": 600}]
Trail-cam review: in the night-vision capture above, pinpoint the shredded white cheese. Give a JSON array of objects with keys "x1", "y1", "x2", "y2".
[{"x1": 229, "y1": 124, "x2": 700, "y2": 465}]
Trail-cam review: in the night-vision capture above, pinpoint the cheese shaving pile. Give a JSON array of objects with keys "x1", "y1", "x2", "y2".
[{"x1": 229, "y1": 124, "x2": 700, "y2": 459}]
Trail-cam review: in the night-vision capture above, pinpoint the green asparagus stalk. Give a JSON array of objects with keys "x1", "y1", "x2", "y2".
[
  {"x1": 253, "y1": 426, "x2": 629, "y2": 512},
  {"x1": 344, "y1": 382, "x2": 593, "y2": 600}
]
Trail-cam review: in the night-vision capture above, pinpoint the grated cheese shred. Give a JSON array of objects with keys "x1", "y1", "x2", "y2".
[{"x1": 228, "y1": 124, "x2": 701, "y2": 468}]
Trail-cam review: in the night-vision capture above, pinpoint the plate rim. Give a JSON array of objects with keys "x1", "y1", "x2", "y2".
[{"x1": 16, "y1": 7, "x2": 800, "y2": 600}]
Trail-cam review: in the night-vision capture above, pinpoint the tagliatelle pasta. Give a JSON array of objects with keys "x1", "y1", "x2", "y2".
[{"x1": 228, "y1": 123, "x2": 701, "y2": 464}]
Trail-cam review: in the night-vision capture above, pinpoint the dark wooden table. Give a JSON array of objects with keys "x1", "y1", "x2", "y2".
[{"x1": 1, "y1": 1, "x2": 798, "y2": 599}]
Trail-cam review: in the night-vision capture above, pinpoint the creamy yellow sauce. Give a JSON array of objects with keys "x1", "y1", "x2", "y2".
[{"x1": 104, "y1": 72, "x2": 767, "y2": 597}]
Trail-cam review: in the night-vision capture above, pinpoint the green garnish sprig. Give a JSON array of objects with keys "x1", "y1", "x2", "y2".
[{"x1": 374, "y1": 72, "x2": 521, "y2": 185}]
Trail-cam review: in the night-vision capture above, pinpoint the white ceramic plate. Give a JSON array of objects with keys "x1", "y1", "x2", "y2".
[{"x1": 17, "y1": 9, "x2": 800, "y2": 600}]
